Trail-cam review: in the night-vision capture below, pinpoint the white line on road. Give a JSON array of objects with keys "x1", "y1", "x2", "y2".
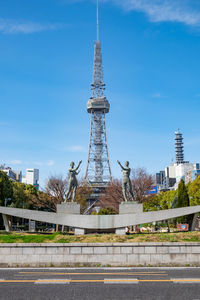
[
  {"x1": 172, "y1": 278, "x2": 200, "y2": 284},
  {"x1": 34, "y1": 279, "x2": 70, "y2": 285}
]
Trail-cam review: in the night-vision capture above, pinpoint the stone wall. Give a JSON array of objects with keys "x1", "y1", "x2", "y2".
[{"x1": 0, "y1": 243, "x2": 200, "y2": 267}]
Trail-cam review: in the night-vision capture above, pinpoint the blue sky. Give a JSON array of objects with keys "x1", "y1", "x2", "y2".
[{"x1": 1, "y1": 0, "x2": 200, "y2": 188}]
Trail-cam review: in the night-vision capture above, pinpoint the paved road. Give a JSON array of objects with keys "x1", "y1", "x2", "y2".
[{"x1": 0, "y1": 268, "x2": 200, "y2": 299}]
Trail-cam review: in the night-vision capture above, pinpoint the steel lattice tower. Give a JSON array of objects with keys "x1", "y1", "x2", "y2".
[
  {"x1": 175, "y1": 129, "x2": 184, "y2": 164},
  {"x1": 85, "y1": 0, "x2": 112, "y2": 186}
]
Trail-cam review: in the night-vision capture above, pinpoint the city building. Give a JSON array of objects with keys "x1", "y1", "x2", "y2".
[
  {"x1": 155, "y1": 170, "x2": 176, "y2": 192},
  {"x1": 22, "y1": 169, "x2": 39, "y2": 190},
  {"x1": 175, "y1": 130, "x2": 189, "y2": 164},
  {"x1": 155, "y1": 171, "x2": 165, "y2": 185},
  {"x1": 155, "y1": 130, "x2": 200, "y2": 191},
  {"x1": 186, "y1": 169, "x2": 200, "y2": 184},
  {"x1": 0, "y1": 165, "x2": 22, "y2": 182}
]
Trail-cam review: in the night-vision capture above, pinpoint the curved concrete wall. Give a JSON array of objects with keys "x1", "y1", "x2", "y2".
[{"x1": 0, "y1": 205, "x2": 200, "y2": 230}]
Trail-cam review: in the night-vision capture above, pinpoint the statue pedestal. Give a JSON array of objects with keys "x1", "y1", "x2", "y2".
[
  {"x1": 116, "y1": 202, "x2": 143, "y2": 235},
  {"x1": 57, "y1": 202, "x2": 80, "y2": 215},
  {"x1": 57, "y1": 203, "x2": 85, "y2": 235},
  {"x1": 119, "y1": 202, "x2": 143, "y2": 214}
]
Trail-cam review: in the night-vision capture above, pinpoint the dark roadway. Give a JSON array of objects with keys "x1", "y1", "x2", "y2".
[{"x1": 0, "y1": 268, "x2": 200, "y2": 300}]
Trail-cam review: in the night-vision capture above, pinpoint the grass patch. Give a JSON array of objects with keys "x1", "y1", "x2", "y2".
[
  {"x1": 0, "y1": 231, "x2": 200, "y2": 243},
  {"x1": 0, "y1": 232, "x2": 59, "y2": 243}
]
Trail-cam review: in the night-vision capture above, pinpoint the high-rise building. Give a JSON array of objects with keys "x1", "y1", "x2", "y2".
[
  {"x1": 85, "y1": 0, "x2": 112, "y2": 187},
  {"x1": 22, "y1": 169, "x2": 39, "y2": 190},
  {"x1": 175, "y1": 129, "x2": 188, "y2": 164}
]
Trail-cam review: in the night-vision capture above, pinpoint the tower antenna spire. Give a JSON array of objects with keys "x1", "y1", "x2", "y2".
[{"x1": 97, "y1": 0, "x2": 99, "y2": 41}]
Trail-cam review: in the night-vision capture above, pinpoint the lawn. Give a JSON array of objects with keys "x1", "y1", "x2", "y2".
[{"x1": 0, "y1": 231, "x2": 200, "y2": 243}]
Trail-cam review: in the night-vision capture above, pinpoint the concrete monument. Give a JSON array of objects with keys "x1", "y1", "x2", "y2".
[{"x1": 1, "y1": 205, "x2": 200, "y2": 235}]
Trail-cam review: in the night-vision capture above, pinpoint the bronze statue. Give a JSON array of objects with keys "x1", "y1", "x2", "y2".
[
  {"x1": 64, "y1": 161, "x2": 82, "y2": 203},
  {"x1": 117, "y1": 160, "x2": 135, "y2": 202}
]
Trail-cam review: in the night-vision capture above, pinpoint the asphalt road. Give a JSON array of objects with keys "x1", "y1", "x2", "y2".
[{"x1": 0, "y1": 268, "x2": 200, "y2": 300}]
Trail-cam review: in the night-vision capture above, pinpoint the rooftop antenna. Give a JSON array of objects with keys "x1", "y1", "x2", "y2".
[{"x1": 97, "y1": 0, "x2": 99, "y2": 41}]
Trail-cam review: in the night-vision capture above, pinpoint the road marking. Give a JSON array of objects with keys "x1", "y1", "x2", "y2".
[
  {"x1": 0, "y1": 280, "x2": 37, "y2": 283},
  {"x1": 1, "y1": 278, "x2": 200, "y2": 284},
  {"x1": 104, "y1": 278, "x2": 138, "y2": 284},
  {"x1": 172, "y1": 279, "x2": 200, "y2": 284},
  {"x1": 18, "y1": 272, "x2": 167, "y2": 276},
  {"x1": 35, "y1": 279, "x2": 70, "y2": 285}
]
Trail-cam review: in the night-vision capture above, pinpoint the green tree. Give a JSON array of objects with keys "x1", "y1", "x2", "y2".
[
  {"x1": 159, "y1": 190, "x2": 176, "y2": 210},
  {"x1": 176, "y1": 179, "x2": 190, "y2": 223},
  {"x1": 0, "y1": 170, "x2": 13, "y2": 206},
  {"x1": 97, "y1": 207, "x2": 117, "y2": 215},
  {"x1": 11, "y1": 182, "x2": 32, "y2": 209},
  {"x1": 25, "y1": 184, "x2": 37, "y2": 196},
  {"x1": 143, "y1": 190, "x2": 177, "y2": 213},
  {"x1": 188, "y1": 175, "x2": 200, "y2": 206},
  {"x1": 177, "y1": 180, "x2": 190, "y2": 207},
  {"x1": 143, "y1": 195, "x2": 161, "y2": 212}
]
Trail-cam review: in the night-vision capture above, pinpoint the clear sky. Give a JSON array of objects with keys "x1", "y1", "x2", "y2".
[{"x1": 1, "y1": 0, "x2": 200, "y2": 188}]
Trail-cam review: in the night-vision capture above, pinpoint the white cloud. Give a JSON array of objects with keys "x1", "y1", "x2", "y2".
[
  {"x1": 69, "y1": 0, "x2": 200, "y2": 27},
  {"x1": 112, "y1": 0, "x2": 200, "y2": 26},
  {"x1": 10, "y1": 160, "x2": 22, "y2": 165},
  {"x1": 0, "y1": 18, "x2": 63, "y2": 34},
  {"x1": 47, "y1": 160, "x2": 55, "y2": 166},
  {"x1": 68, "y1": 145, "x2": 87, "y2": 152}
]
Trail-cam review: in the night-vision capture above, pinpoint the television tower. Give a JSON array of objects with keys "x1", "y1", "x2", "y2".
[
  {"x1": 175, "y1": 129, "x2": 184, "y2": 164},
  {"x1": 85, "y1": 0, "x2": 112, "y2": 186}
]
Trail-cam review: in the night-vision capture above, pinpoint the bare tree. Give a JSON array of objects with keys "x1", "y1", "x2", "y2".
[
  {"x1": 76, "y1": 180, "x2": 93, "y2": 214},
  {"x1": 45, "y1": 175, "x2": 68, "y2": 204},
  {"x1": 99, "y1": 168, "x2": 153, "y2": 211},
  {"x1": 30, "y1": 175, "x2": 68, "y2": 212},
  {"x1": 131, "y1": 168, "x2": 153, "y2": 203},
  {"x1": 99, "y1": 179, "x2": 123, "y2": 213}
]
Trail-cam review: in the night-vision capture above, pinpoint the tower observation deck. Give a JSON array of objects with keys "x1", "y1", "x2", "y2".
[{"x1": 85, "y1": 1, "x2": 112, "y2": 187}]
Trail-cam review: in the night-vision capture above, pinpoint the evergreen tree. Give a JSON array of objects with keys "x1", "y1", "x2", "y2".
[{"x1": 177, "y1": 179, "x2": 190, "y2": 223}]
